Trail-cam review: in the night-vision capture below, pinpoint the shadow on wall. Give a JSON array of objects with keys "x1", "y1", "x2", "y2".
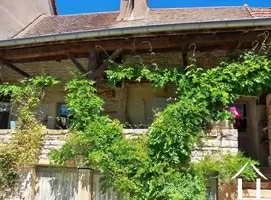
[{"x1": 218, "y1": 182, "x2": 237, "y2": 200}]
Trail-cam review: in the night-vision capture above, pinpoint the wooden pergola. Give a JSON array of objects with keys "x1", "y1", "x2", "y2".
[{"x1": 0, "y1": 27, "x2": 270, "y2": 79}]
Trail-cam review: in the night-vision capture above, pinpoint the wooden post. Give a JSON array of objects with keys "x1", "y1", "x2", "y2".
[
  {"x1": 256, "y1": 178, "x2": 261, "y2": 199},
  {"x1": 237, "y1": 178, "x2": 242, "y2": 199},
  {"x1": 88, "y1": 48, "x2": 97, "y2": 80}
]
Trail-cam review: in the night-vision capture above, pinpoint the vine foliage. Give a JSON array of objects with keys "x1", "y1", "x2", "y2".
[
  {"x1": 0, "y1": 75, "x2": 59, "y2": 191},
  {"x1": 51, "y1": 45, "x2": 271, "y2": 199}
]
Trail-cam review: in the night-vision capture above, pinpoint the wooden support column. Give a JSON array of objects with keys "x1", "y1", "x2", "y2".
[
  {"x1": 88, "y1": 48, "x2": 98, "y2": 79},
  {"x1": 0, "y1": 59, "x2": 31, "y2": 78},
  {"x1": 66, "y1": 52, "x2": 87, "y2": 74},
  {"x1": 182, "y1": 53, "x2": 188, "y2": 71},
  {"x1": 181, "y1": 42, "x2": 188, "y2": 71}
]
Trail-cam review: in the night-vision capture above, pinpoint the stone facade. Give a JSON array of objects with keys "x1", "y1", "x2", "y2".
[
  {"x1": 192, "y1": 129, "x2": 238, "y2": 162},
  {"x1": 0, "y1": 128, "x2": 238, "y2": 199},
  {"x1": 0, "y1": 49, "x2": 246, "y2": 199}
]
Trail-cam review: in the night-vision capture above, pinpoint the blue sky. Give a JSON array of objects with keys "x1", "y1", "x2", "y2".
[{"x1": 56, "y1": 0, "x2": 271, "y2": 15}]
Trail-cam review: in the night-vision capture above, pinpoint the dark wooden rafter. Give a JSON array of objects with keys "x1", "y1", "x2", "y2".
[
  {"x1": 0, "y1": 58, "x2": 31, "y2": 78},
  {"x1": 94, "y1": 47, "x2": 123, "y2": 77},
  {"x1": 65, "y1": 52, "x2": 87, "y2": 74}
]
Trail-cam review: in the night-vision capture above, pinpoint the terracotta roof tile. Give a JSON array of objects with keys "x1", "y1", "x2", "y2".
[
  {"x1": 18, "y1": 5, "x2": 270, "y2": 39},
  {"x1": 250, "y1": 8, "x2": 271, "y2": 18},
  {"x1": 244, "y1": 4, "x2": 271, "y2": 18},
  {"x1": 22, "y1": 12, "x2": 119, "y2": 38},
  {"x1": 112, "y1": 7, "x2": 251, "y2": 28}
]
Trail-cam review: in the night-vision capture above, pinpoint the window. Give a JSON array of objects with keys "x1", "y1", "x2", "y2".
[
  {"x1": 206, "y1": 178, "x2": 217, "y2": 200},
  {"x1": 231, "y1": 103, "x2": 248, "y2": 133},
  {"x1": 0, "y1": 102, "x2": 11, "y2": 129}
]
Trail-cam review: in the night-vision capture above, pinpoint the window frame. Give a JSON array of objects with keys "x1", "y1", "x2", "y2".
[{"x1": 231, "y1": 102, "x2": 250, "y2": 135}]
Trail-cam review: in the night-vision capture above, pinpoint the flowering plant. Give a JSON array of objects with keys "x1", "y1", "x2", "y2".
[
  {"x1": 229, "y1": 106, "x2": 241, "y2": 118},
  {"x1": 229, "y1": 106, "x2": 241, "y2": 126}
]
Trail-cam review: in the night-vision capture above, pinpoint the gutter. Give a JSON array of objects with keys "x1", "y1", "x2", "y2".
[{"x1": 0, "y1": 18, "x2": 271, "y2": 48}]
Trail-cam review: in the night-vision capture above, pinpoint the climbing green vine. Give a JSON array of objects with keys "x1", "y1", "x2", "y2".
[
  {"x1": 50, "y1": 47, "x2": 271, "y2": 199},
  {"x1": 0, "y1": 75, "x2": 59, "y2": 191}
]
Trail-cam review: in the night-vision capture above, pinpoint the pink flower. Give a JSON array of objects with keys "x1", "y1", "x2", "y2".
[{"x1": 230, "y1": 106, "x2": 241, "y2": 119}]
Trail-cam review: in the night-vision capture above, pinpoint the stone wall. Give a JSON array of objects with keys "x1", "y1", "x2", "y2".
[
  {"x1": 0, "y1": 128, "x2": 238, "y2": 199},
  {"x1": 192, "y1": 129, "x2": 238, "y2": 162}
]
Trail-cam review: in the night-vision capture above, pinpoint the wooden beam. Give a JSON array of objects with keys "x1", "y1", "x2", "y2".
[
  {"x1": 88, "y1": 48, "x2": 97, "y2": 79},
  {"x1": 182, "y1": 53, "x2": 188, "y2": 71},
  {"x1": 0, "y1": 58, "x2": 31, "y2": 78},
  {"x1": 65, "y1": 52, "x2": 87, "y2": 74},
  {"x1": 1, "y1": 30, "x2": 270, "y2": 63},
  {"x1": 3, "y1": 42, "x2": 250, "y2": 63},
  {"x1": 0, "y1": 32, "x2": 244, "y2": 60},
  {"x1": 96, "y1": 48, "x2": 123, "y2": 71}
]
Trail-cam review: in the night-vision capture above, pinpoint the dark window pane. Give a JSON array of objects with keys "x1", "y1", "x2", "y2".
[
  {"x1": 243, "y1": 104, "x2": 247, "y2": 117},
  {"x1": 0, "y1": 112, "x2": 9, "y2": 129}
]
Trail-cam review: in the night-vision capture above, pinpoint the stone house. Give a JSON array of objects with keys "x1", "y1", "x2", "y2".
[
  {"x1": 0, "y1": 0, "x2": 57, "y2": 40},
  {"x1": 0, "y1": 0, "x2": 271, "y2": 199}
]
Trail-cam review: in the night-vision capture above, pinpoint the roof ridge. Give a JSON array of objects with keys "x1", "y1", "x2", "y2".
[
  {"x1": 244, "y1": 4, "x2": 254, "y2": 18},
  {"x1": 12, "y1": 14, "x2": 47, "y2": 39},
  {"x1": 56, "y1": 11, "x2": 119, "y2": 17}
]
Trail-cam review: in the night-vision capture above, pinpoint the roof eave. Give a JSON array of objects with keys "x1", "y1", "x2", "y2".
[{"x1": 1, "y1": 17, "x2": 271, "y2": 48}]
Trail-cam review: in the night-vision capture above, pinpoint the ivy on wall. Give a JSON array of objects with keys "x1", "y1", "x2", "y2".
[
  {"x1": 0, "y1": 75, "x2": 60, "y2": 191},
  {"x1": 51, "y1": 45, "x2": 271, "y2": 200}
]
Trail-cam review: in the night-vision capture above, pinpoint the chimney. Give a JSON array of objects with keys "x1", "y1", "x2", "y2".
[{"x1": 117, "y1": 0, "x2": 149, "y2": 21}]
